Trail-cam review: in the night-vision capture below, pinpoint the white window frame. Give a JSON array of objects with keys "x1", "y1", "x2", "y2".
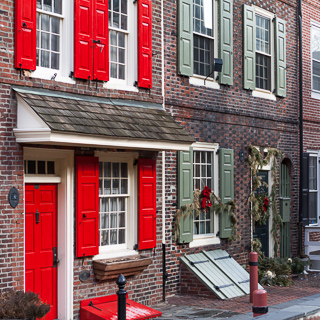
[
  {"x1": 93, "y1": 152, "x2": 139, "y2": 260},
  {"x1": 31, "y1": 0, "x2": 75, "y2": 84},
  {"x1": 189, "y1": 142, "x2": 220, "y2": 248},
  {"x1": 252, "y1": 6, "x2": 276, "y2": 100},
  {"x1": 189, "y1": 0, "x2": 220, "y2": 89},
  {"x1": 104, "y1": 0, "x2": 138, "y2": 92},
  {"x1": 311, "y1": 21, "x2": 320, "y2": 99}
]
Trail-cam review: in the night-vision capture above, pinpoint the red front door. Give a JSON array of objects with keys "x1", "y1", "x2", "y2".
[{"x1": 25, "y1": 184, "x2": 58, "y2": 320}]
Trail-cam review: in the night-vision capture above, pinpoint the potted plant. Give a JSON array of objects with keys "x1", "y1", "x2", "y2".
[{"x1": 0, "y1": 290, "x2": 50, "y2": 320}]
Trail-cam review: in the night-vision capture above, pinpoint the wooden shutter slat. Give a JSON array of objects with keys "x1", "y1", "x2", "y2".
[
  {"x1": 15, "y1": 0, "x2": 37, "y2": 70},
  {"x1": 219, "y1": 0, "x2": 233, "y2": 85},
  {"x1": 177, "y1": 148, "x2": 194, "y2": 244},
  {"x1": 219, "y1": 149, "x2": 234, "y2": 238},
  {"x1": 76, "y1": 156, "x2": 99, "y2": 257},
  {"x1": 93, "y1": 0, "x2": 109, "y2": 81},
  {"x1": 138, "y1": 159, "x2": 157, "y2": 250},
  {"x1": 74, "y1": 0, "x2": 93, "y2": 80},
  {"x1": 138, "y1": 0, "x2": 153, "y2": 88},
  {"x1": 177, "y1": 0, "x2": 193, "y2": 76},
  {"x1": 243, "y1": 5, "x2": 255, "y2": 90},
  {"x1": 275, "y1": 17, "x2": 286, "y2": 97}
]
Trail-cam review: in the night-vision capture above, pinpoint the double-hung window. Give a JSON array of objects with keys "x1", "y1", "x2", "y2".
[
  {"x1": 193, "y1": 0, "x2": 215, "y2": 77},
  {"x1": 243, "y1": 5, "x2": 286, "y2": 97},
  {"x1": 177, "y1": 0, "x2": 233, "y2": 86},
  {"x1": 311, "y1": 23, "x2": 320, "y2": 93},
  {"x1": 193, "y1": 149, "x2": 215, "y2": 236},
  {"x1": 177, "y1": 144, "x2": 235, "y2": 246},
  {"x1": 255, "y1": 15, "x2": 271, "y2": 91}
]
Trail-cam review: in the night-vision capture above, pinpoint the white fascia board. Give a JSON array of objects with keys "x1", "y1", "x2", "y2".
[{"x1": 14, "y1": 130, "x2": 192, "y2": 151}]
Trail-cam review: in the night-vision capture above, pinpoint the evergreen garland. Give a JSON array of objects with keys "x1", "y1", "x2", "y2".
[
  {"x1": 248, "y1": 145, "x2": 282, "y2": 256},
  {"x1": 174, "y1": 189, "x2": 238, "y2": 241}
]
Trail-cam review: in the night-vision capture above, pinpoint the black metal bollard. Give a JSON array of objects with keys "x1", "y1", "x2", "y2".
[{"x1": 116, "y1": 274, "x2": 127, "y2": 320}]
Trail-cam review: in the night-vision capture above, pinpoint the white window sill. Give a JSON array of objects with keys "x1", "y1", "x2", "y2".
[
  {"x1": 311, "y1": 90, "x2": 320, "y2": 100},
  {"x1": 189, "y1": 236, "x2": 220, "y2": 248},
  {"x1": 103, "y1": 81, "x2": 139, "y2": 92},
  {"x1": 252, "y1": 89, "x2": 276, "y2": 101},
  {"x1": 29, "y1": 69, "x2": 76, "y2": 85},
  {"x1": 92, "y1": 249, "x2": 138, "y2": 261},
  {"x1": 189, "y1": 76, "x2": 220, "y2": 90}
]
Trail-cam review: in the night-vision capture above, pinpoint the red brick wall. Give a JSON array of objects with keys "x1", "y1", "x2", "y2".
[{"x1": 162, "y1": 0, "x2": 300, "y2": 297}]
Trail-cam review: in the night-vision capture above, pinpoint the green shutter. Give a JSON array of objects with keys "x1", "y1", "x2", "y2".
[
  {"x1": 177, "y1": 0, "x2": 193, "y2": 76},
  {"x1": 243, "y1": 5, "x2": 255, "y2": 90},
  {"x1": 219, "y1": 148, "x2": 234, "y2": 238},
  {"x1": 275, "y1": 17, "x2": 286, "y2": 97},
  {"x1": 219, "y1": 0, "x2": 233, "y2": 85},
  {"x1": 177, "y1": 148, "x2": 194, "y2": 243}
]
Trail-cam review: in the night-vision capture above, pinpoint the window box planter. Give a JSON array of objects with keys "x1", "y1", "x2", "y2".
[{"x1": 93, "y1": 255, "x2": 153, "y2": 281}]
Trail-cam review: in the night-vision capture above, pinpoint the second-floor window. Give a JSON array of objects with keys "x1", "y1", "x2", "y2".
[
  {"x1": 311, "y1": 24, "x2": 320, "y2": 93},
  {"x1": 193, "y1": 0, "x2": 215, "y2": 77},
  {"x1": 109, "y1": 0, "x2": 128, "y2": 81},
  {"x1": 36, "y1": 0, "x2": 62, "y2": 70},
  {"x1": 255, "y1": 14, "x2": 271, "y2": 91}
]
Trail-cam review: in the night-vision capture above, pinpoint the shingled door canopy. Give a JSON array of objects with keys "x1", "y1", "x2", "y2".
[{"x1": 13, "y1": 87, "x2": 194, "y2": 151}]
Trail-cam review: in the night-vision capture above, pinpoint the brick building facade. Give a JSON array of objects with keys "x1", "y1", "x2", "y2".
[{"x1": 0, "y1": 0, "x2": 301, "y2": 319}]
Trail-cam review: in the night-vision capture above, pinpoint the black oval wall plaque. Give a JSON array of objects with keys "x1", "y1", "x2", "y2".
[
  {"x1": 79, "y1": 270, "x2": 90, "y2": 282},
  {"x1": 8, "y1": 187, "x2": 19, "y2": 208}
]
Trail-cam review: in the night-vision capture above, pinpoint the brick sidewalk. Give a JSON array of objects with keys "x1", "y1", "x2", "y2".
[{"x1": 164, "y1": 274, "x2": 320, "y2": 314}]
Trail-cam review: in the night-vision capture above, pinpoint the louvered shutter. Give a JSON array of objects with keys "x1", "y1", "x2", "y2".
[
  {"x1": 74, "y1": 0, "x2": 93, "y2": 80},
  {"x1": 76, "y1": 156, "x2": 99, "y2": 257},
  {"x1": 15, "y1": 0, "x2": 37, "y2": 70},
  {"x1": 219, "y1": 149, "x2": 234, "y2": 238},
  {"x1": 275, "y1": 17, "x2": 286, "y2": 97},
  {"x1": 138, "y1": 0, "x2": 153, "y2": 88},
  {"x1": 138, "y1": 159, "x2": 157, "y2": 250},
  {"x1": 301, "y1": 153, "x2": 309, "y2": 226},
  {"x1": 177, "y1": 0, "x2": 193, "y2": 76},
  {"x1": 93, "y1": 0, "x2": 109, "y2": 81},
  {"x1": 219, "y1": 0, "x2": 233, "y2": 85},
  {"x1": 243, "y1": 5, "x2": 255, "y2": 90},
  {"x1": 177, "y1": 148, "x2": 194, "y2": 244}
]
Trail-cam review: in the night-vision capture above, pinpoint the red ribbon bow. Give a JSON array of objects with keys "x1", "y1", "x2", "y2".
[
  {"x1": 263, "y1": 197, "x2": 269, "y2": 212},
  {"x1": 201, "y1": 186, "x2": 212, "y2": 210}
]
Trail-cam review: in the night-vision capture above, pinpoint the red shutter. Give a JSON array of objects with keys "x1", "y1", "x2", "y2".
[
  {"x1": 74, "y1": 0, "x2": 93, "y2": 80},
  {"x1": 76, "y1": 156, "x2": 99, "y2": 257},
  {"x1": 138, "y1": 159, "x2": 157, "y2": 250},
  {"x1": 15, "y1": 0, "x2": 37, "y2": 70},
  {"x1": 93, "y1": 0, "x2": 109, "y2": 81},
  {"x1": 138, "y1": 0, "x2": 152, "y2": 88}
]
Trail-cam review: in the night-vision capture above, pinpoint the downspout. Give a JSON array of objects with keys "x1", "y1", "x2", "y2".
[
  {"x1": 298, "y1": 0, "x2": 303, "y2": 256},
  {"x1": 161, "y1": 0, "x2": 168, "y2": 302}
]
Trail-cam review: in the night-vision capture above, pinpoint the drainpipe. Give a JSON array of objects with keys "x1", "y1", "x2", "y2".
[
  {"x1": 298, "y1": 0, "x2": 303, "y2": 256},
  {"x1": 161, "y1": 0, "x2": 168, "y2": 302}
]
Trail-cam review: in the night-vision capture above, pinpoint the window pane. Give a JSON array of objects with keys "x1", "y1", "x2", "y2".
[
  {"x1": 100, "y1": 213, "x2": 109, "y2": 229},
  {"x1": 110, "y1": 230, "x2": 117, "y2": 244},
  {"x1": 312, "y1": 61, "x2": 320, "y2": 91},
  {"x1": 54, "y1": 0, "x2": 62, "y2": 14},
  {"x1": 121, "y1": 179, "x2": 128, "y2": 194},
  {"x1": 119, "y1": 229, "x2": 125, "y2": 244},
  {"x1": 110, "y1": 212, "x2": 117, "y2": 228},
  {"x1": 256, "y1": 15, "x2": 270, "y2": 54},
  {"x1": 119, "y1": 212, "x2": 125, "y2": 228},
  {"x1": 104, "y1": 179, "x2": 111, "y2": 194},
  {"x1": 309, "y1": 192, "x2": 317, "y2": 223},
  {"x1": 111, "y1": 63, "x2": 117, "y2": 78},
  {"x1": 104, "y1": 162, "x2": 111, "y2": 177},
  {"x1": 41, "y1": 32, "x2": 49, "y2": 49},
  {"x1": 113, "y1": 13, "x2": 119, "y2": 28},
  {"x1": 41, "y1": 14, "x2": 50, "y2": 31},
  {"x1": 27, "y1": 161, "x2": 36, "y2": 174},
  {"x1": 40, "y1": 50, "x2": 50, "y2": 68},
  {"x1": 37, "y1": 0, "x2": 42, "y2": 9},
  {"x1": 100, "y1": 198, "x2": 109, "y2": 212},
  {"x1": 113, "y1": 163, "x2": 120, "y2": 177},
  {"x1": 193, "y1": 35, "x2": 212, "y2": 77},
  {"x1": 47, "y1": 161, "x2": 55, "y2": 174},
  {"x1": 119, "y1": 65, "x2": 125, "y2": 80},
  {"x1": 312, "y1": 27, "x2": 320, "y2": 60},
  {"x1": 51, "y1": 53, "x2": 59, "y2": 69},
  {"x1": 43, "y1": 0, "x2": 52, "y2": 12},
  {"x1": 100, "y1": 230, "x2": 109, "y2": 245},
  {"x1": 113, "y1": 0, "x2": 119, "y2": 12},
  {"x1": 121, "y1": 0, "x2": 127, "y2": 14},
  {"x1": 121, "y1": 15, "x2": 127, "y2": 30},
  {"x1": 38, "y1": 161, "x2": 46, "y2": 174},
  {"x1": 112, "y1": 179, "x2": 119, "y2": 194},
  {"x1": 121, "y1": 163, "x2": 128, "y2": 177},
  {"x1": 309, "y1": 157, "x2": 317, "y2": 190},
  {"x1": 51, "y1": 17, "x2": 60, "y2": 34},
  {"x1": 256, "y1": 53, "x2": 271, "y2": 91}
]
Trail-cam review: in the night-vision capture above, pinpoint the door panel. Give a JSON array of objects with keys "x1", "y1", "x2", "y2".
[
  {"x1": 25, "y1": 184, "x2": 57, "y2": 320},
  {"x1": 253, "y1": 171, "x2": 269, "y2": 257}
]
